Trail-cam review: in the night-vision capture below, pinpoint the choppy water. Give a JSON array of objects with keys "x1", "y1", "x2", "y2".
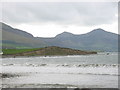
[{"x1": 1, "y1": 52, "x2": 119, "y2": 88}]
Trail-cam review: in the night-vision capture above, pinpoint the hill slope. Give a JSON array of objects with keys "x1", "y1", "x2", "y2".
[
  {"x1": 2, "y1": 46, "x2": 97, "y2": 57},
  {"x1": 1, "y1": 22, "x2": 47, "y2": 49}
]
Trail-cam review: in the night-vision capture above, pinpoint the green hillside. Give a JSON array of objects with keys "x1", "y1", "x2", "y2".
[{"x1": 2, "y1": 46, "x2": 97, "y2": 57}]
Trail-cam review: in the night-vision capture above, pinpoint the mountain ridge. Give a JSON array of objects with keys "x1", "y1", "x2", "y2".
[
  {"x1": 1, "y1": 22, "x2": 119, "y2": 51},
  {"x1": 38, "y1": 28, "x2": 119, "y2": 52},
  {"x1": 1, "y1": 22, "x2": 47, "y2": 49},
  {"x1": 1, "y1": 22, "x2": 34, "y2": 38}
]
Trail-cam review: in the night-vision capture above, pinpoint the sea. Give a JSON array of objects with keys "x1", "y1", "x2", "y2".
[{"x1": 0, "y1": 52, "x2": 119, "y2": 88}]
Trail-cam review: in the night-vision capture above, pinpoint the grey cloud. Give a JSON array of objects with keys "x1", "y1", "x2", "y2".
[{"x1": 2, "y1": 2, "x2": 118, "y2": 26}]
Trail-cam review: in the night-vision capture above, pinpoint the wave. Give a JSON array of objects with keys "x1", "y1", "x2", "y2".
[
  {"x1": 65, "y1": 72, "x2": 119, "y2": 76},
  {"x1": 2, "y1": 63, "x2": 119, "y2": 68},
  {"x1": 2, "y1": 64, "x2": 119, "y2": 76}
]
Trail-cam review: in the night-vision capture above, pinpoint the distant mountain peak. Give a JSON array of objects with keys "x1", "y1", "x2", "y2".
[
  {"x1": 92, "y1": 28, "x2": 105, "y2": 32},
  {"x1": 86, "y1": 28, "x2": 108, "y2": 35},
  {"x1": 55, "y1": 31, "x2": 74, "y2": 38}
]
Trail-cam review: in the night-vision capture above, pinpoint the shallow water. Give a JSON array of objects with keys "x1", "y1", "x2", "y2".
[{"x1": 1, "y1": 52, "x2": 119, "y2": 88}]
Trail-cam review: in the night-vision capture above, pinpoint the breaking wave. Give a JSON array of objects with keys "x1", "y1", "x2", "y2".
[{"x1": 2, "y1": 63, "x2": 119, "y2": 68}]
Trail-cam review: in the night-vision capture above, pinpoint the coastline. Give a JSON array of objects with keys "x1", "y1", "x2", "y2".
[
  {"x1": 2, "y1": 46, "x2": 97, "y2": 58},
  {"x1": 1, "y1": 54, "x2": 97, "y2": 58}
]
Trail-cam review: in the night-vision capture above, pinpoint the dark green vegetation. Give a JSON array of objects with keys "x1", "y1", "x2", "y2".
[
  {"x1": 1, "y1": 22, "x2": 119, "y2": 52},
  {"x1": 2, "y1": 46, "x2": 97, "y2": 57}
]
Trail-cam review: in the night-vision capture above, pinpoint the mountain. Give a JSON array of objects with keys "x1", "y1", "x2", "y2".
[
  {"x1": 1, "y1": 22, "x2": 119, "y2": 51},
  {"x1": 55, "y1": 31, "x2": 74, "y2": 38},
  {"x1": 39, "y1": 28, "x2": 119, "y2": 52},
  {"x1": 1, "y1": 22, "x2": 47, "y2": 49},
  {"x1": 2, "y1": 23, "x2": 34, "y2": 38}
]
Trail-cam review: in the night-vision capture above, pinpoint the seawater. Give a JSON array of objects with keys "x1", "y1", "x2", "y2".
[{"x1": 1, "y1": 52, "x2": 119, "y2": 88}]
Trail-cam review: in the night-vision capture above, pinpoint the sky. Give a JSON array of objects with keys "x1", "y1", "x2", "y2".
[{"x1": 1, "y1": 1, "x2": 118, "y2": 37}]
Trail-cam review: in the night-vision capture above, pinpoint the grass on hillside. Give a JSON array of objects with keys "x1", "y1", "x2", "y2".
[
  {"x1": 2, "y1": 46, "x2": 97, "y2": 56},
  {"x1": 2, "y1": 48, "x2": 39, "y2": 55}
]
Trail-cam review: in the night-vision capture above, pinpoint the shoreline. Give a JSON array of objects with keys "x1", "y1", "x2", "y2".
[{"x1": 1, "y1": 54, "x2": 97, "y2": 58}]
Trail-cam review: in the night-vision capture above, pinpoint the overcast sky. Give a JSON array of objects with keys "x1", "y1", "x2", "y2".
[{"x1": 1, "y1": 1, "x2": 118, "y2": 37}]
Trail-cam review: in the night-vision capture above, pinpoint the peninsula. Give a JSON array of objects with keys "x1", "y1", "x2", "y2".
[{"x1": 2, "y1": 46, "x2": 97, "y2": 57}]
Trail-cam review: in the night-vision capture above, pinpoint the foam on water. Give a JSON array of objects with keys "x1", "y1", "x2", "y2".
[
  {"x1": 2, "y1": 64, "x2": 119, "y2": 76},
  {"x1": 2, "y1": 63, "x2": 119, "y2": 67},
  {"x1": 2, "y1": 66, "x2": 118, "y2": 88},
  {"x1": 1, "y1": 53, "x2": 119, "y2": 88},
  {"x1": 1, "y1": 52, "x2": 119, "y2": 76}
]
